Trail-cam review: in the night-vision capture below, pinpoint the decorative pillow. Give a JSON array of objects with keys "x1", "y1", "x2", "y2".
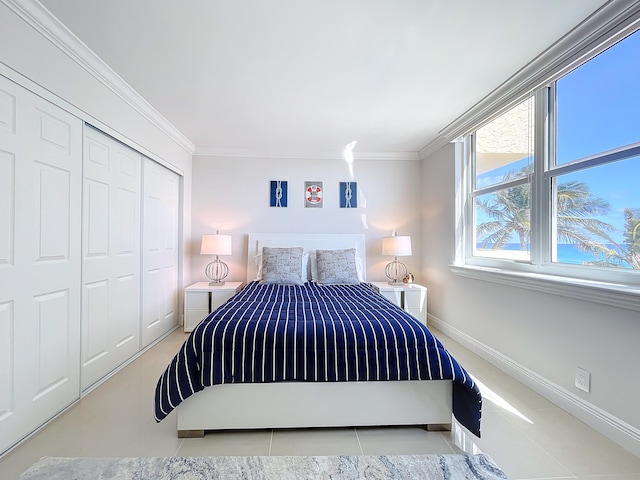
[
  {"x1": 256, "y1": 252, "x2": 309, "y2": 281},
  {"x1": 261, "y1": 246, "x2": 305, "y2": 285},
  {"x1": 315, "y1": 248, "x2": 360, "y2": 285},
  {"x1": 310, "y1": 251, "x2": 364, "y2": 282}
]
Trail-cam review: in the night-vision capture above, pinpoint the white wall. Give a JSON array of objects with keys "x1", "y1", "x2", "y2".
[
  {"x1": 422, "y1": 143, "x2": 640, "y2": 455},
  {"x1": 191, "y1": 155, "x2": 422, "y2": 283},
  {"x1": 0, "y1": 2, "x2": 193, "y2": 286}
]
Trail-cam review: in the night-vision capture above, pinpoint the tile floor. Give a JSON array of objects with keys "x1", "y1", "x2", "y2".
[{"x1": 1, "y1": 328, "x2": 639, "y2": 480}]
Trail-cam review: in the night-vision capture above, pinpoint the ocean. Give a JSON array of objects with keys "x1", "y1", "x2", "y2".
[
  {"x1": 554, "y1": 244, "x2": 593, "y2": 265},
  {"x1": 481, "y1": 243, "x2": 630, "y2": 267}
]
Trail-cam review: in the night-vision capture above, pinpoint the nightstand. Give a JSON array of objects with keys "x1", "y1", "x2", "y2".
[
  {"x1": 370, "y1": 281, "x2": 428, "y2": 325},
  {"x1": 184, "y1": 281, "x2": 243, "y2": 332}
]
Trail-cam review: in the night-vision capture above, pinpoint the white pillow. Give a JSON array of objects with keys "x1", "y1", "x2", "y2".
[
  {"x1": 310, "y1": 251, "x2": 363, "y2": 282},
  {"x1": 255, "y1": 253, "x2": 309, "y2": 281},
  {"x1": 257, "y1": 247, "x2": 308, "y2": 285},
  {"x1": 314, "y1": 248, "x2": 361, "y2": 285}
]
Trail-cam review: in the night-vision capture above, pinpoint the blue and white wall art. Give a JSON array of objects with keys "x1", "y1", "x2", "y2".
[
  {"x1": 270, "y1": 180, "x2": 287, "y2": 207},
  {"x1": 339, "y1": 181, "x2": 357, "y2": 208}
]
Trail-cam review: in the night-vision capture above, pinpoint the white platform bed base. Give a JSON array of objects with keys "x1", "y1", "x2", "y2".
[
  {"x1": 176, "y1": 233, "x2": 453, "y2": 437},
  {"x1": 177, "y1": 380, "x2": 453, "y2": 437}
]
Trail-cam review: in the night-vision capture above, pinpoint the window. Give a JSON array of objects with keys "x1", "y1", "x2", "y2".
[
  {"x1": 551, "y1": 29, "x2": 640, "y2": 272},
  {"x1": 472, "y1": 97, "x2": 534, "y2": 263},
  {"x1": 459, "y1": 27, "x2": 640, "y2": 293}
]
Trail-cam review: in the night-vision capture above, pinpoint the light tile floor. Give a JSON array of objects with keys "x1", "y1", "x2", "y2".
[{"x1": 1, "y1": 328, "x2": 639, "y2": 480}]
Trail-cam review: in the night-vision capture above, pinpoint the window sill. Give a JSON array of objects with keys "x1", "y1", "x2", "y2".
[{"x1": 450, "y1": 264, "x2": 640, "y2": 312}]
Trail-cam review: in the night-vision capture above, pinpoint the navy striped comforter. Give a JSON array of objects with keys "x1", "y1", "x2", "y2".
[{"x1": 154, "y1": 281, "x2": 481, "y2": 436}]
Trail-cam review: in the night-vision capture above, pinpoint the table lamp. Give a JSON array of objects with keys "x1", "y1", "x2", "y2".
[
  {"x1": 201, "y1": 232, "x2": 232, "y2": 286},
  {"x1": 382, "y1": 232, "x2": 412, "y2": 285}
]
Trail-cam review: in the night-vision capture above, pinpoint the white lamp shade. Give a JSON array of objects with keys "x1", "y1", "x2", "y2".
[
  {"x1": 200, "y1": 234, "x2": 232, "y2": 256},
  {"x1": 382, "y1": 235, "x2": 412, "y2": 257}
]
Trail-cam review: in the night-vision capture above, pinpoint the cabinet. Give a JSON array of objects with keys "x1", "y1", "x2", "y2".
[
  {"x1": 370, "y1": 282, "x2": 428, "y2": 325},
  {"x1": 184, "y1": 282, "x2": 243, "y2": 332},
  {"x1": 0, "y1": 73, "x2": 183, "y2": 455}
]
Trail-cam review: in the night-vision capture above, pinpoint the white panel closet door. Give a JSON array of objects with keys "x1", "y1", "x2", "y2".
[
  {"x1": 141, "y1": 158, "x2": 180, "y2": 347},
  {"x1": 81, "y1": 126, "x2": 141, "y2": 391},
  {"x1": 0, "y1": 75, "x2": 82, "y2": 455}
]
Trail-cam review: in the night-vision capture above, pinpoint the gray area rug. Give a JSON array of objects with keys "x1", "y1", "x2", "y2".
[{"x1": 20, "y1": 454, "x2": 508, "y2": 479}]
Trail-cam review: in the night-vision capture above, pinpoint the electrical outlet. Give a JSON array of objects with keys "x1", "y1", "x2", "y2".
[{"x1": 575, "y1": 367, "x2": 591, "y2": 393}]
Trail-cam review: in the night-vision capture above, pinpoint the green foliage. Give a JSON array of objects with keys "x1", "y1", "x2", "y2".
[{"x1": 476, "y1": 165, "x2": 639, "y2": 269}]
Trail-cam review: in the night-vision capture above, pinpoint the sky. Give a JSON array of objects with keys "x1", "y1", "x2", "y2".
[{"x1": 477, "y1": 28, "x2": 639, "y2": 244}]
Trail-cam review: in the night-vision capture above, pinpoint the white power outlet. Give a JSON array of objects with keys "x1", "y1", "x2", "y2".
[{"x1": 575, "y1": 367, "x2": 591, "y2": 393}]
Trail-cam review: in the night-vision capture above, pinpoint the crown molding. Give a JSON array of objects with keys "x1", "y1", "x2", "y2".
[
  {"x1": 193, "y1": 146, "x2": 421, "y2": 161},
  {"x1": 418, "y1": 135, "x2": 451, "y2": 160},
  {"x1": 2, "y1": 0, "x2": 195, "y2": 154}
]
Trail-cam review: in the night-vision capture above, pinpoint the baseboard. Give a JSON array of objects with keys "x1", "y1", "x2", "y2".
[
  {"x1": 82, "y1": 325, "x2": 180, "y2": 396},
  {"x1": 0, "y1": 326, "x2": 180, "y2": 460},
  {"x1": 429, "y1": 314, "x2": 640, "y2": 458}
]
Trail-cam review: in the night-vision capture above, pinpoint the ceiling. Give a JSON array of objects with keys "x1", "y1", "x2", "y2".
[{"x1": 38, "y1": 0, "x2": 608, "y2": 158}]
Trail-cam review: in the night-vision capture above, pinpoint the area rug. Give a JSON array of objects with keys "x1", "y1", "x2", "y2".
[{"x1": 20, "y1": 454, "x2": 508, "y2": 479}]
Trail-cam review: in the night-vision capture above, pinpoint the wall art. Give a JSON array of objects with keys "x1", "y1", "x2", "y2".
[
  {"x1": 339, "y1": 181, "x2": 357, "y2": 208},
  {"x1": 270, "y1": 180, "x2": 287, "y2": 207},
  {"x1": 304, "y1": 181, "x2": 323, "y2": 208}
]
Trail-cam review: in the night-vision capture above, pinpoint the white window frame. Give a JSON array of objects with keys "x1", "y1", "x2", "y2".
[{"x1": 451, "y1": 4, "x2": 640, "y2": 312}]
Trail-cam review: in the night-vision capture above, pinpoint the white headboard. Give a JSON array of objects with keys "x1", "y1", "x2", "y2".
[{"x1": 247, "y1": 233, "x2": 366, "y2": 282}]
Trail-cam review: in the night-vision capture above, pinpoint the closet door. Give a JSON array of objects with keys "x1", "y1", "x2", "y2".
[
  {"x1": 81, "y1": 126, "x2": 141, "y2": 391},
  {"x1": 141, "y1": 158, "x2": 180, "y2": 347},
  {"x1": 0, "y1": 76, "x2": 82, "y2": 455}
]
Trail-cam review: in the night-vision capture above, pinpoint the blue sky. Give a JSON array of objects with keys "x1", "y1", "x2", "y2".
[
  {"x1": 557, "y1": 28, "x2": 640, "y2": 242},
  {"x1": 557, "y1": 29, "x2": 640, "y2": 162}
]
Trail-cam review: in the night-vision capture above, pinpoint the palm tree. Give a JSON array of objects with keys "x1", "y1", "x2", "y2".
[
  {"x1": 586, "y1": 208, "x2": 640, "y2": 269},
  {"x1": 554, "y1": 179, "x2": 615, "y2": 259},
  {"x1": 476, "y1": 172, "x2": 531, "y2": 251},
  {"x1": 476, "y1": 165, "x2": 634, "y2": 267},
  {"x1": 622, "y1": 208, "x2": 640, "y2": 268}
]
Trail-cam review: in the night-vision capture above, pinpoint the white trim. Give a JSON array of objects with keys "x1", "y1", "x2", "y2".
[
  {"x1": 86, "y1": 121, "x2": 185, "y2": 176},
  {"x1": 429, "y1": 316, "x2": 640, "y2": 458},
  {"x1": 435, "y1": 0, "x2": 640, "y2": 143},
  {"x1": 0, "y1": 62, "x2": 184, "y2": 176},
  {"x1": 1, "y1": 0, "x2": 195, "y2": 155},
  {"x1": 194, "y1": 147, "x2": 421, "y2": 161},
  {"x1": 0, "y1": 326, "x2": 179, "y2": 460},
  {"x1": 418, "y1": 136, "x2": 452, "y2": 160},
  {"x1": 450, "y1": 264, "x2": 640, "y2": 312},
  {"x1": 81, "y1": 326, "x2": 180, "y2": 396}
]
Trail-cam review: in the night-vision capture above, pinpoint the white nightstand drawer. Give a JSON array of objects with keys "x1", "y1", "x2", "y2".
[
  {"x1": 378, "y1": 289, "x2": 402, "y2": 306},
  {"x1": 186, "y1": 291, "x2": 210, "y2": 310},
  {"x1": 370, "y1": 282, "x2": 428, "y2": 325},
  {"x1": 184, "y1": 282, "x2": 243, "y2": 332},
  {"x1": 185, "y1": 309, "x2": 210, "y2": 329},
  {"x1": 211, "y1": 290, "x2": 236, "y2": 306},
  {"x1": 404, "y1": 288, "x2": 427, "y2": 311}
]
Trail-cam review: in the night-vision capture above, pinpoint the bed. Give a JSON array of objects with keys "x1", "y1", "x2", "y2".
[{"x1": 154, "y1": 233, "x2": 481, "y2": 438}]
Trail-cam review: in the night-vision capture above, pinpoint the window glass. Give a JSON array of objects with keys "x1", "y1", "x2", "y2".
[
  {"x1": 556, "y1": 29, "x2": 640, "y2": 165},
  {"x1": 552, "y1": 155, "x2": 640, "y2": 269},
  {"x1": 475, "y1": 97, "x2": 534, "y2": 189},
  {"x1": 474, "y1": 187, "x2": 531, "y2": 262}
]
